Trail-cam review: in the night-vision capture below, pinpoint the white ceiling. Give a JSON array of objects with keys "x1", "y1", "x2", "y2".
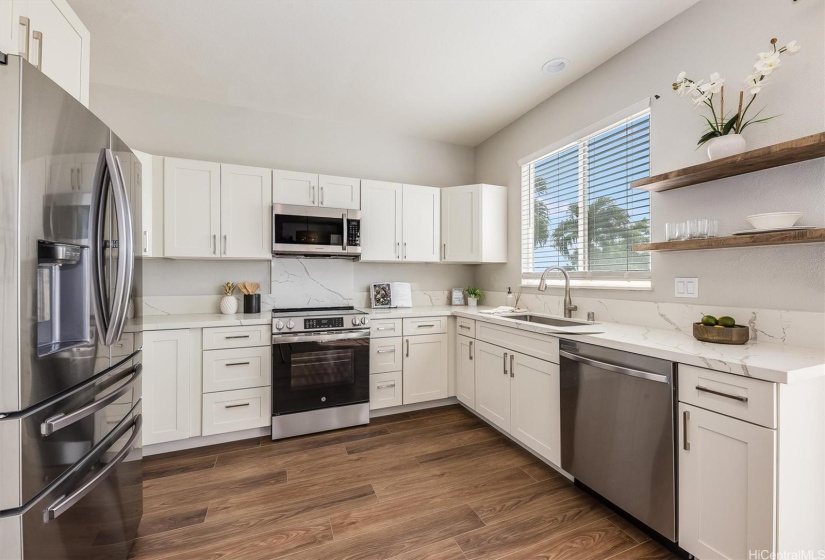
[{"x1": 69, "y1": 0, "x2": 698, "y2": 146}]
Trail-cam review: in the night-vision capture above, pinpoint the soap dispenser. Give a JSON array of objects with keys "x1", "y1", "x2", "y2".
[{"x1": 505, "y1": 287, "x2": 515, "y2": 308}]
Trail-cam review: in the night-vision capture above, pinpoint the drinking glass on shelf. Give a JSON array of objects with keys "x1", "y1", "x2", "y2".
[
  {"x1": 693, "y1": 219, "x2": 709, "y2": 239},
  {"x1": 666, "y1": 222, "x2": 678, "y2": 241},
  {"x1": 707, "y1": 219, "x2": 719, "y2": 238}
]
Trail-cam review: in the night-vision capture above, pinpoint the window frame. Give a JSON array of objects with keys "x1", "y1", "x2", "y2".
[{"x1": 519, "y1": 100, "x2": 652, "y2": 289}]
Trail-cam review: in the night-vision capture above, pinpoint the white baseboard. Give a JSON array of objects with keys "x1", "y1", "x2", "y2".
[
  {"x1": 143, "y1": 426, "x2": 270, "y2": 456},
  {"x1": 370, "y1": 397, "x2": 459, "y2": 417}
]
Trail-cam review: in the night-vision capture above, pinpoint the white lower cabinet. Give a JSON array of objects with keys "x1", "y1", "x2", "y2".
[
  {"x1": 143, "y1": 329, "x2": 191, "y2": 445},
  {"x1": 202, "y1": 346, "x2": 271, "y2": 393},
  {"x1": 679, "y1": 402, "x2": 776, "y2": 559},
  {"x1": 370, "y1": 371, "x2": 403, "y2": 410},
  {"x1": 402, "y1": 333, "x2": 448, "y2": 404},
  {"x1": 370, "y1": 337, "x2": 402, "y2": 374},
  {"x1": 455, "y1": 334, "x2": 475, "y2": 408},
  {"x1": 202, "y1": 386, "x2": 271, "y2": 436},
  {"x1": 474, "y1": 340, "x2": 511, "y2": 432},
  {"x1": 468, "y1": 337, "x2": 561, "y2": 465}
]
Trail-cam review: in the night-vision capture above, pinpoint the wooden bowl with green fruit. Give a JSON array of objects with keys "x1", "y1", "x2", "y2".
[{"x1": 693, "y1": 315, "x2": 750, "y2": 345}]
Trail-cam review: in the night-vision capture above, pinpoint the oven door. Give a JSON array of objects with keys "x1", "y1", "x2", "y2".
[{"x1": 272, "y1": 330, "x2": 370, "y2": 415}]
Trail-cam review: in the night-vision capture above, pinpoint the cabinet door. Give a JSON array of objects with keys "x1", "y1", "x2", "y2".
[
  {"x1": 220, "y1": 164, "x2": 272, "y2": 259},
  {"x1": 25, "y1": 0, "x2": 89, "y2": 105},
  {"x1": 474, "y1": 340, "x2": 510, "y2": 432},
  {"x1": 164, "y1": 158, "x2": 221, "y2": 258},
  {"x1": 132, "y1": 150, "x2": 153, "y2": 257},
  {"x1": 319, "y1": 174, "x2": 360, "y2": 210},
  {"x1": 143, "y1": 330, "x2": 191, "y2": 445},
  {"x1": 402, "y1": 333, "x2": 448, "y2": 404},
  {"x1": 272, "y1": 169, "x2": 317, "y2": 207},
  {"x1": 402, "y1": 184, "x2": 440, "y2": 262},
  {"x1": 370, "y1": 371, "x2": 403, "y2": 410},
  {"x1": 370, "y1": 337, "x2": 402, "y2": 374},
  {"x1": 441, "y1": 184, "x2": 479, "y2": 262},
  {"x1": 510, "y1": 352, "x2": 560, "y2": 464},
  {"x1": 679, "y1": 403, "x2": 776, "y2": 559},
  {"x1": 456, "y1": 334, "x2": 475, "y2": 409},
  {"x1": 360, "y1": 179, "x2": 402, "y2": 261},
  {"x1": 0, "y1": 0, "x2": 26, "y2": 58}
]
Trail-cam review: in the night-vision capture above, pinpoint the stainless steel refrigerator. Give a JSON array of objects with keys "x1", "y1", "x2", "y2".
[{"x1": 0, "y1": 54, "x2": 143, "y2": 559}]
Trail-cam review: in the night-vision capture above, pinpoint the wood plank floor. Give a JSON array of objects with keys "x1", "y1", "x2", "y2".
[{"x1": 128, "y1": 405, "x2": 679, "y2": 560}]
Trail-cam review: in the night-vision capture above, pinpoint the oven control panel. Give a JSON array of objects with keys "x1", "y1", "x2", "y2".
[{"x1": 304, "y1": 317, "x2": 344, "y2": 330}]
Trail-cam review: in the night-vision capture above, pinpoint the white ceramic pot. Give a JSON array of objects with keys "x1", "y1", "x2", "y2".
[
  {"x1": 220, "y1": 296, "x2": 238, "y2": 315},
  {"x1": 467, "y1": 296, "x2": 478, "y2": 307},
  {"x1": 706, "y1": 134, "x2": 746, "y2": 160}
]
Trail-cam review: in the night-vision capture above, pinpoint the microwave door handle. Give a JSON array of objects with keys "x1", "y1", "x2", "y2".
[
  {"x1": 104, "y1": 149, "x2": 134, "y2": 345},
  {"x1": 46, "y1": 414, "x2": 142, "y2": 521},
  {"x1": 90, "y1": 149, "x2": 111, "y2": 344},
  {"x1": 342, "y1": 213, "x2": 348, "y2": 251}
]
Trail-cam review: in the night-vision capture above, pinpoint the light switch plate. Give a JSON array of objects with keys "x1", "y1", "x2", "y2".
[{"x1": 675, "y1": 277, "x2": 699, "y2": 298}]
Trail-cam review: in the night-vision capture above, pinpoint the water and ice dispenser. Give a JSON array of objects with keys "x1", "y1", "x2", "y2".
[{"x1": 37, "y1": 240, "x2": 91, "y2": 356}]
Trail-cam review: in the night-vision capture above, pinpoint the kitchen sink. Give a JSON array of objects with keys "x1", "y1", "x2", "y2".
[{"x1": 502, "y1": 314, "x2": 594, "y2": 328}]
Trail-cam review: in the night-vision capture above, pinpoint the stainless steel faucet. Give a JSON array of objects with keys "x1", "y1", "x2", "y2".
[{"x1": 537, "y1": 266, "x2": 578, "y2": 318}]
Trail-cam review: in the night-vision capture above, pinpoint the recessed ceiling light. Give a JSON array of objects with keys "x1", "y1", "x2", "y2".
[{"x1": 542, "y1": 58, "x2": 569, "y2": 75}]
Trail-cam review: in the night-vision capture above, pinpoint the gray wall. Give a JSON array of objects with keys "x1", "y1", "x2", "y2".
[
  {"x1": 90, "y1": 84, "x2": 477, "y2": 299},
  {"x1": 474, "y1": 0, "x2": 825, "y2": 312}
]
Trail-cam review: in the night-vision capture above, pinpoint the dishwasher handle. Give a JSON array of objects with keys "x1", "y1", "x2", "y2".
[{"x1": 560, "y1": 350, "x2": 670, "y2": 384}]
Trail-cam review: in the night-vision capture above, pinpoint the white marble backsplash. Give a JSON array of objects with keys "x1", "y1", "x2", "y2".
[
  {"x1": 270, "y1": 258, "x2": 354, "y2": 308},
  {"x1": 483, "y1": 291, "x2": 825, "y2": 349}
]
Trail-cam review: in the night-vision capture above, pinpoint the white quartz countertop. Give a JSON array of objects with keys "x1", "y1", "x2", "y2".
[
  {"x1": 126, "y1": 313, "x2": 271, "y2": 332},
  {"x1": 127, "y1": 305, "x2": 824, "y2": 384}
]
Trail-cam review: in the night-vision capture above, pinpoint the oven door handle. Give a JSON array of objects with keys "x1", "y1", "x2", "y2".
[
  {"x1": 272, "y1": 330, "x2": 370, "y2": 344},
  {"x1": 559, "y1": 350, "x2": 670, "y2": 384}
]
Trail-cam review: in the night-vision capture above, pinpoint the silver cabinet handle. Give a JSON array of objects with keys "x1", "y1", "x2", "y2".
[
  {"x1": 403, "y1": 242, "x2": 407, "y2": 260},
  {"x1": 376, "y1": 383, "x2": 395, "y2": 389},
  {"x1": 683, "y1": 410, "x2": 690, "y2": 451},
  {"x1": 459, "y1": 324, "x2": 471, "y2": 330},
  {"x1": 223, "y1": 234, "x2": 227, "y2": 255},
  {"x1": 406, "y1": 339, "x2": 410, "y2": 358},
  {"x1": 469, "y1": 340, "x2": 473, "y2": 361},
  {"x1": 41, "y1": 364, "x2": 141, "y2": 436},
  {"x1": 225, "y1": 335, "x2": 250, "y2": 339},
  {"x1": 417, "y1": 324, "x2": 435, "y2": 328},
  {"x1": 376, "y1": 326, "x2": 395, "y2": 331},
  {"x1": 70, "y1": 168, "x2": 76, "y2": 190},
  {"x1": 320, "y1": 186, "x2": 324, "y2": 206},
  {"x1": 212, "y1": 234, "x2": 217, "y2": 254},
  {"x1": 311, "y1": 185, "x2": 316, "y2": 204},
  {"x1": 225, "y1": 402, "x2": 250, "y2": 409},
  {"x1": 47, "y1": 413, "x2": 141, "y2": 520},
  {"x1": 396, "y1": 242, "x2": 400, "y2": 259},
  {"x1": 503, "y1": 352, "x2": 508, "y2": 375},
  {"x1": 225, "y1": 361, "x2": 251, "y2": 367},
  {"x1": 376, "y1": 348, "x2": 395, "y2": 354},
  {"x1": 443, "y1": 243, "x2": 446, "y2": 260},
  {"x1": 18, "y1": 16, "x2": 30, "y2": 60},
  {"x1": 695, "y1": 385, "x2": 748, "y2": 402},
  {"x1": 510, "y1": 354, "x2": 515, "y2": 377},
  {"x1": 32, "y1": 30, "x2": 42, "y2": 70},
  {"x1": 143, "y1": 231, "x2": 149, "y2": 253}
]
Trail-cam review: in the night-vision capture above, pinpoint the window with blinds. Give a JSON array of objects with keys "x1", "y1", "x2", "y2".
[{"x1": 521, "y1": 109, "x2": 651, "y2": 283}]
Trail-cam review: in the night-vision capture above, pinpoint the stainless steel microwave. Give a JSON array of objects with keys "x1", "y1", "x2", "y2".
[{"x1": 272, "y1": 204, "x2": 362, "y2": 259}]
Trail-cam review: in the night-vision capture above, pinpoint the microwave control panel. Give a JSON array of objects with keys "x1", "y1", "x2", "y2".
[{"x1": 347, "y1": 220, "x2": 361, "y2": 247}]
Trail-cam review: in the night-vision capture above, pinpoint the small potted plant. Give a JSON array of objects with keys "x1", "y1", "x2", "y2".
[
  {"x1": 465, "y1": 286, "x2": 483, "y2": 307},
  {"x1": 220, "y1": 282, "x2": 237, "y2": 315}
]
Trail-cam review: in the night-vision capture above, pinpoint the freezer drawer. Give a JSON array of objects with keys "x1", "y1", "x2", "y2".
[
  {"x1": 3, "y1": 403, "x2": 143, "y2": 560},
  {"x1": 0, "y1": 354, "x2": 141, "y2": 510}
]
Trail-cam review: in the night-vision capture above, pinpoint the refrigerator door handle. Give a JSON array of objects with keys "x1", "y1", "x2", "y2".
[
  {"x1": 41, "y1": 364, "x2": 142, "y2": 436},
  {"x1": 90, "y1": 149, "x2": 112, "y2": 344},
  {"x1": 46, "y1": 413, "x2": 142, "y2": 521}
]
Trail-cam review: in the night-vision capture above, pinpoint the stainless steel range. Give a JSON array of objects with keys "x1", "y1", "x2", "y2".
[{"x1": 271, "y1": 306, "x2": 371, "y2": 439}]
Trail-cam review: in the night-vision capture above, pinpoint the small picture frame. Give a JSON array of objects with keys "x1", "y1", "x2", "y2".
[
  {"x1": 371, "y1": 282, "x2": 392, "y2": 308},
  {"x1": 451, "y1": 288, "x2": 465, "y2": 306}
]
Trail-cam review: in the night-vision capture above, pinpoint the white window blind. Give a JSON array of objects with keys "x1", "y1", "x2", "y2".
[{"x1": 521, "y1": 109, "x2": 651, "y2": 283}]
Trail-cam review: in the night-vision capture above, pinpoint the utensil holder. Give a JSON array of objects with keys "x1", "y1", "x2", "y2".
[{"x1": 243, "y1": 294, "x2": 261, "y2": 314}]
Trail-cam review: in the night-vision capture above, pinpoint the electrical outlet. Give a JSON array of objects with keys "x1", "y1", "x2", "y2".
[{"x1": 675, "y1": 277, "x2": 699, "y2": 298}]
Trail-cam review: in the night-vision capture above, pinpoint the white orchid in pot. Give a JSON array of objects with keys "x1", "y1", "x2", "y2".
[{"x1": 673, "y1": 38, "x2": 801, "y2": 160}]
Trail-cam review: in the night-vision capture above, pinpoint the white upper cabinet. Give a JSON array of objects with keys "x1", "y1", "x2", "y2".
[
  {"x1": 165, "y1": 158, "x2": 271, "y2": 260},
  {"x1": 272, "y1": 169, "x2": 317, "y2": 207},
  {"x1": 360, "y1": 179, "x2": 403, "y2": 261},
  {"x1": 1, "y1": 0, "x2": 90, "y2": 105},
  {"x1": 402, "y1": 184, "x2": 440, "y2": 262},
  {"x1": 273, "y1": 170, "x2": 360, "y2": 210},
  {"x1": 318, "y1": 174, "x2": 360, "y2": 209},
  {"x1": 360, "y1": 180, "x2": 441, "y2": 262},
  {"x1": 441, "y1": 184, "x2": 507, "y2": 263},
  {"x1": 132, "y1": 150, "x2": 165, "y2": 258},
  {"x1": 220, "y1": 164, "x2": 272, "y2": 259},
  {"x1": 164, "y1": 158, "x2": 222, "y2": 258}
]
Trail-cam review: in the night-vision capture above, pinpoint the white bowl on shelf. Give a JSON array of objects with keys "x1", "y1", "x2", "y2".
[{"x1": 746, "y1": 212, "x2": 802, "y2": 230}]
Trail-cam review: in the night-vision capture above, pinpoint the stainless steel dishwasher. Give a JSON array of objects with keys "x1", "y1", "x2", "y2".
[{"x1": 560, "y1": 339, "x2": 678, "y2": 542}]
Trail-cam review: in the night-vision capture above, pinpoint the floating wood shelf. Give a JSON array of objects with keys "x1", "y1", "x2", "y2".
[
  {"x1": 632, "y1": 132, "x2": 825, "y2": 192},
  {"x1": 633, "y1": 228, "x2": 825, "y2": 252}
]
